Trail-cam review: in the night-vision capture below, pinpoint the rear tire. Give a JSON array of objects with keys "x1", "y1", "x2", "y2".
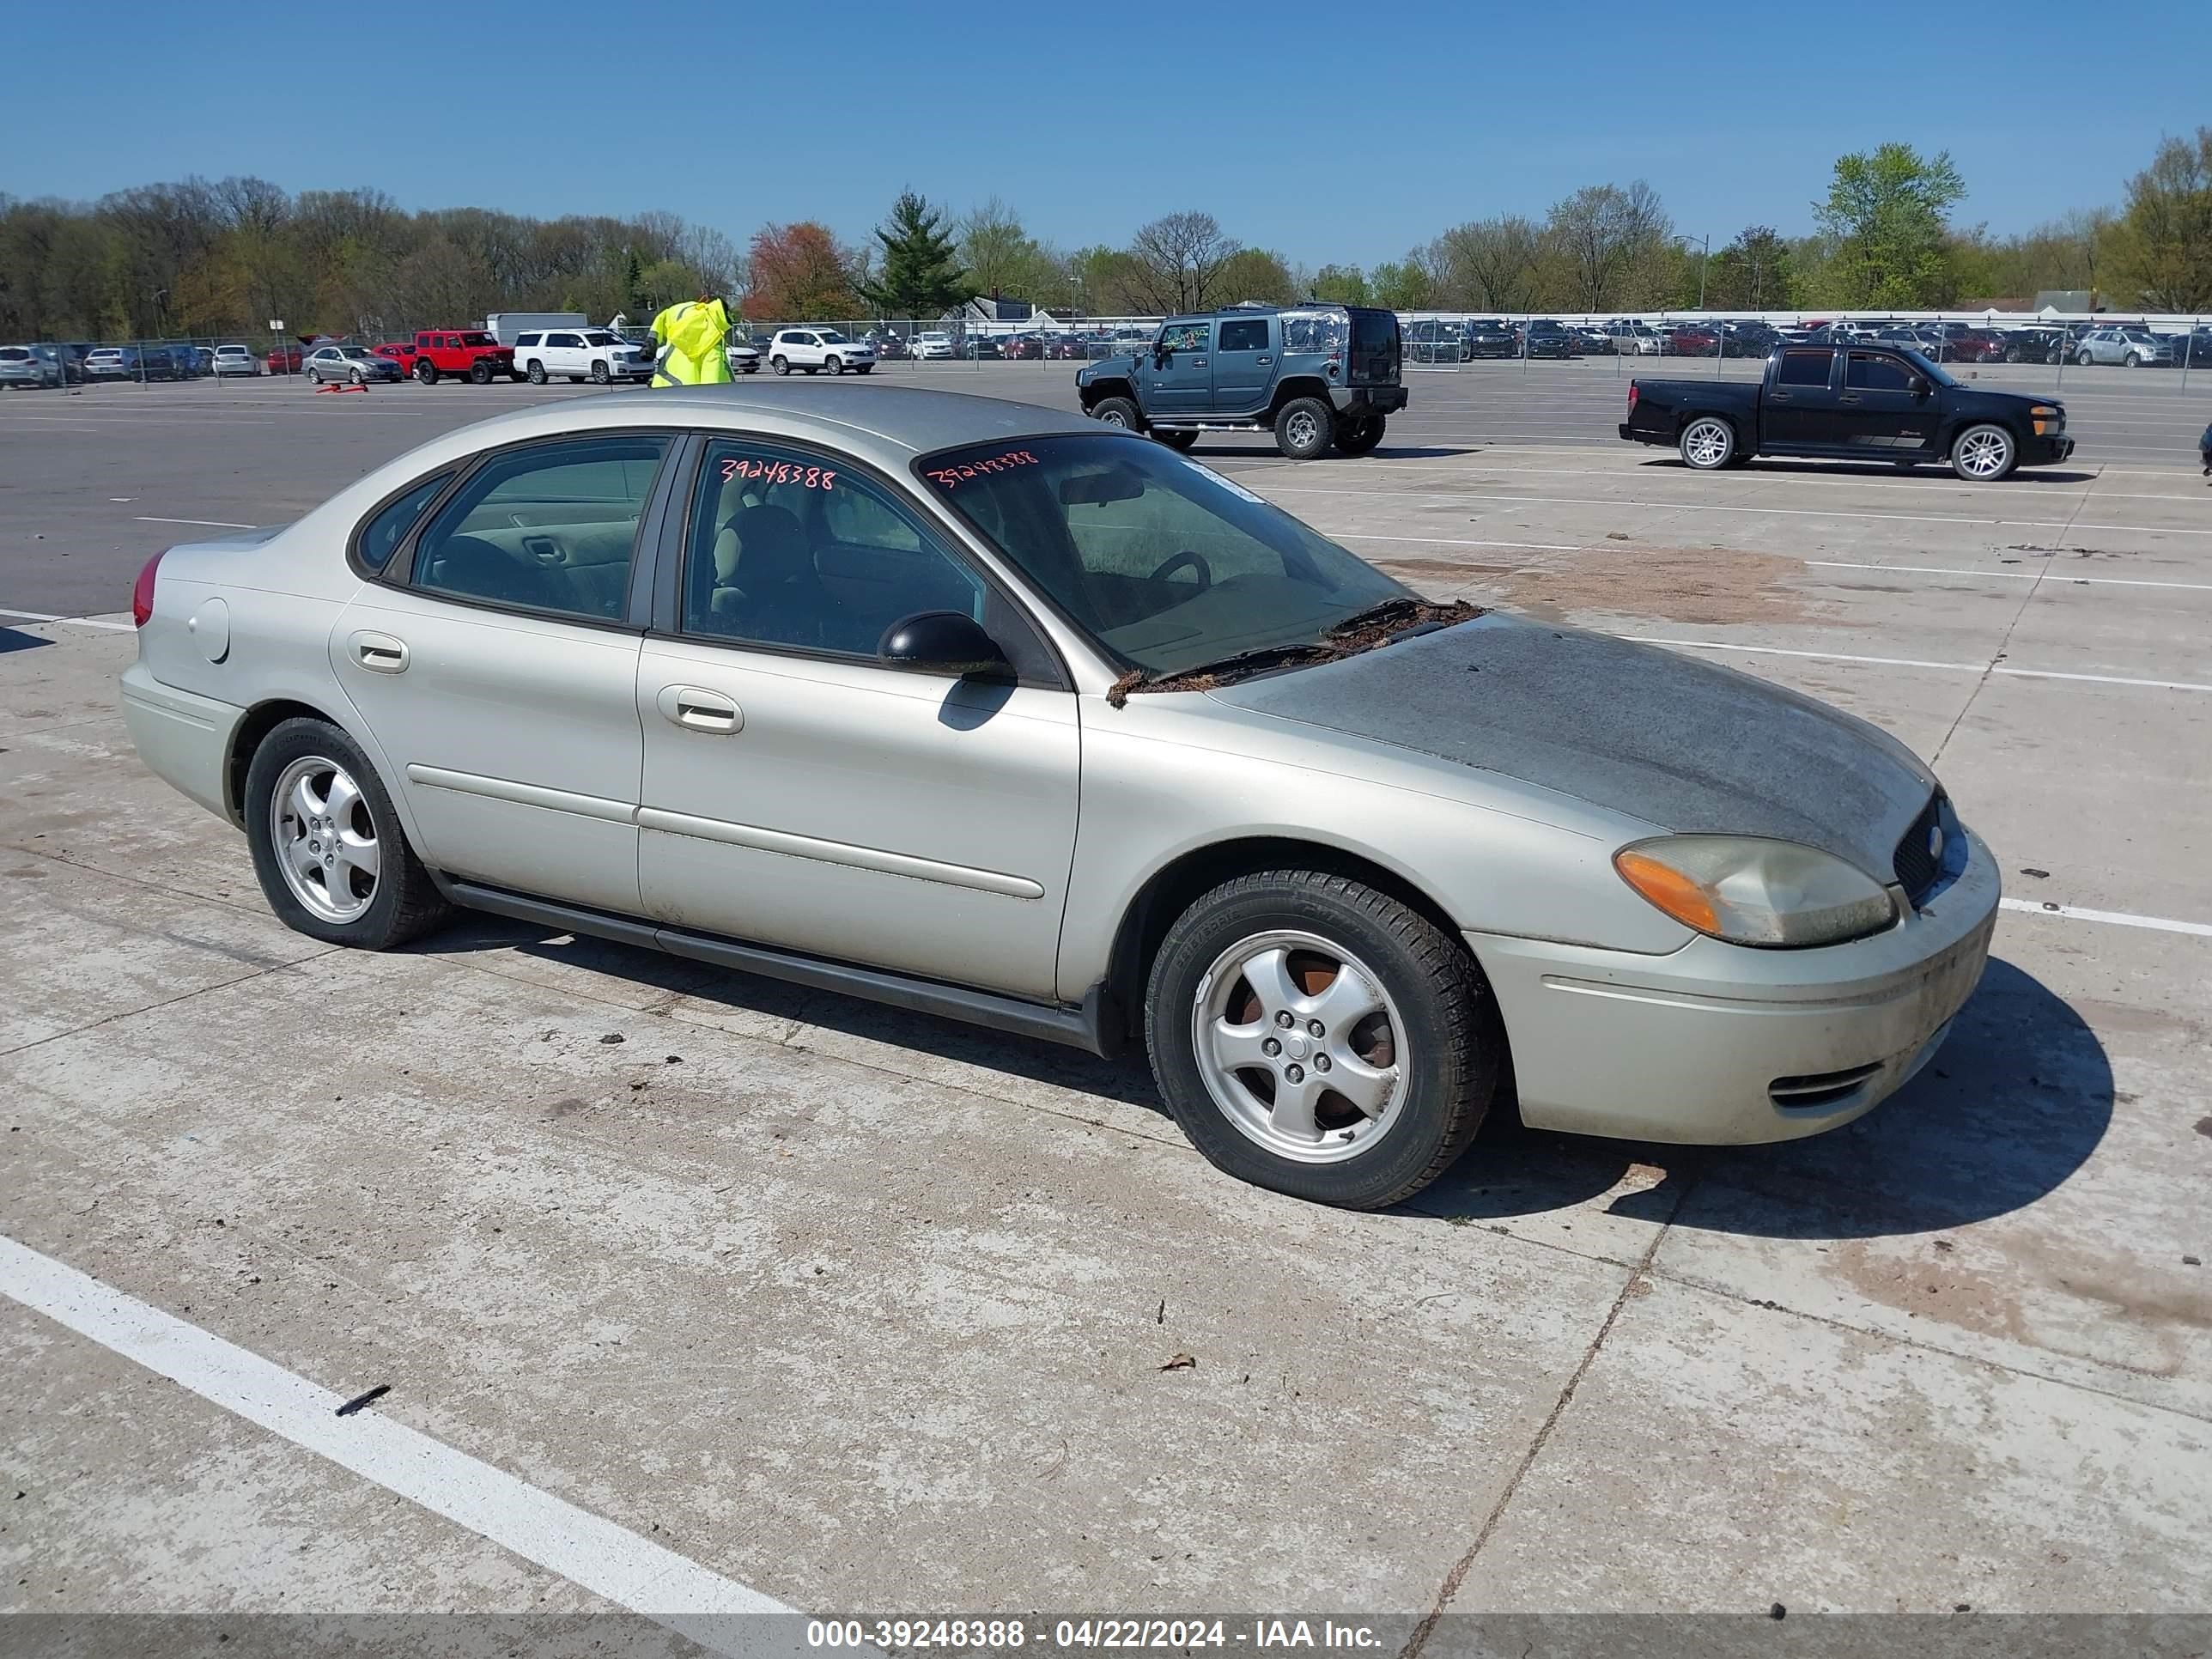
[
  {"x1": 243, "y1": 717, "x2": 451, "y2": 951},
  {"x1": 526, "y1": 361, "x2": 547, "y2": 385},
  {"x1": 1091, "y1": 395, "x2": 1142, "y2": 430},
  {"x1": 1273, "y1": 396, "x2": 1334, "y2": 460},
  {"x1": 1678, "y1": 415, "x2": 1735, "y2": 470},
  {"x1": 1145, "y1": 869, "x2": 1500, "y2": 1210},
  {"x1": 416, "y1": 360, "x2": 439, "y2": 385},
  {"x1": 771, "y1": 356, "x2": 789, "y2": 375},
  {"x1": 1333, "y1": 413, "x2": 1385, "y2": 457}
]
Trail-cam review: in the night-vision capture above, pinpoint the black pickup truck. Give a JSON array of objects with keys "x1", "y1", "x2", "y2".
[{"x1": 1619, "y1": 342, "x2": 2072, "y2": 481}]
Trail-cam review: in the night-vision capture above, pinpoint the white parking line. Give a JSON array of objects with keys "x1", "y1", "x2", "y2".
[
  {"x1": 0, "y1": 1233, "x2": 791, "y2": 1646},
  {"x1": 1629, "y1": 636, "x2": 2212, "y2": 693},
  {"x1": 136, "y1": 515, "x2": 258, "y2": 529},
  {"x1": 1805, "y1": 560, "x2": 2212, "y2": 592},
  {"x1": 1285, "y1": 488, "x2": 2212, "y2": 538},
  {"x1": 1999, "y1": 896, "x2": 2212, "y2": 938},
  {"x1": 0, "y1": 607, "x2": 134, "y2": 632},
  {"x1": 1337, "y1": 532, "x2": 1586, "y2": 552}
]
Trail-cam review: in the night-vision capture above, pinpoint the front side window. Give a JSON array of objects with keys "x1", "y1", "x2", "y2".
[
  {"x1": 1776, "y1": 349, "x2": 1832, "y2": 387},
  {"x1": 410, "y1": 434, "x2": 670, "y2": 621},
  {"x1": 919, "y1": 434, "x2": 1407, "y2": 678},
  {"x1": 683, "y1": 441, "x2": 984, "y2": 656},
  {"x1": 1159, "y1": 323, "x2": 1211, "y2": 353},
  {"x1": 1218, "y1": 319, "x2": 1270, "y2": 352},
  {"x1": 1845, "y1": 352, "x2": 1917, "y2": 392}
]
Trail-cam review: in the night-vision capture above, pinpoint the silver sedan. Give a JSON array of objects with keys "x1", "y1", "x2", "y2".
[{"x1": 120, "y1": 385, "x2": 1998, "y2": 1209}]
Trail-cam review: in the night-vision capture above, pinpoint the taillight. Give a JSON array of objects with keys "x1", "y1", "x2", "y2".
[
  {"x1": 131, "y1": 550, "x2": 166, "y2": 628},
  {"x1": 1627, "y1": 382, "x2": 1639, "y2": 415}
]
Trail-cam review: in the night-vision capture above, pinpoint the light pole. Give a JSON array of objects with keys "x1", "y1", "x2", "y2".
[{"x1": 1692, "y1": 236, "x2": 1711, "y2": 312}]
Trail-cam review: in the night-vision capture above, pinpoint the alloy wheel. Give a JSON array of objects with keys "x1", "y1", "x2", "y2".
[
  {"x1": 1954, "y1": 428, "x2": 2013, "y2": 480},
  {"x1": 270, "y1": 755, "x2": 380, "y2": 924},
  {"x1": 1191, "y1": 929, "x2": 1407, "y2": 1165},
  {"x1": 1682, "y1": 418, "x2": 1732, "y2": 468},
  {"x1": 1283, "y1": 408, "x2": 1321, "y2": 452}
]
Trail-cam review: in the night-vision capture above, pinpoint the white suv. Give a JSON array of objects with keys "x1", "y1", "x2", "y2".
[
  {"x1": 513, "y1": 327, "x2": 654, "y2": 385},
  {"x1": 767, "y1": 328, "x2": 875, "y2": 375},
  {"x1": 910, "y1": 331, "x2": 957, "y2": 360}
]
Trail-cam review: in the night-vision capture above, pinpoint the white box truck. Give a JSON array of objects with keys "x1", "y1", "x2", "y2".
[{"x1": 484, "y1": 312, "x2": 590, "y2": 345}]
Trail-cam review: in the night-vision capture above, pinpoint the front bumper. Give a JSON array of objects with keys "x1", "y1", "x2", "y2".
[
  {"x1": 1466, "y1": 824, "x2": 2001, "y2": 1145},
  {"x1": 2021, "y1": 433, "x2": 2075, "y2": 465}
]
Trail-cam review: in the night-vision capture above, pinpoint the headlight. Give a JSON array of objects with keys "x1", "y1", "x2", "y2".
[{"x1": 1613, "y1": 836, "x2": 1898, "y2": 948}]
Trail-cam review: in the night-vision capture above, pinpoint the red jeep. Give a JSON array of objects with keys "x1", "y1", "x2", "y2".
[{"x1": 406, "y1": 328, "x2": 521, "y2": 385}]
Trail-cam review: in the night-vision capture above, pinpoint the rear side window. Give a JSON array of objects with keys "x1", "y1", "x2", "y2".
[
  {"x1": 549, "y1": 332, "x2": 582, "y2": 348},
  {"x1": 515, "y1": 332, "x2": 542, "y2": 348},
  {"x1": 1218, "y1": 319, "x2": 1269, "y2": 352},
  {"x1": 356, "y1": 472, "x2": 453, "y2": 573},
  {"x1": 410, "y1": 435, "x2": 671, "y2": 622},
  {"x1": 1776, "y1": 349, "x2": 1832, "y2": 387}
]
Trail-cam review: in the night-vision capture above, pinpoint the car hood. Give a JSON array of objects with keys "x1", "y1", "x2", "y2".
[{"x1": 1208, "y1": 612, "x2": 1936, "y2": 878}]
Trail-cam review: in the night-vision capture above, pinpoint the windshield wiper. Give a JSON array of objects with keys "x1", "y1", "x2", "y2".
[{"x1": 1106, "y1": 598, "x2": 1483, "y2": 707}]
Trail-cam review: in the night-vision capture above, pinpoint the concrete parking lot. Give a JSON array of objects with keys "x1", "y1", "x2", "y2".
[{"x1": 2, "y1": 360, "x2": 2208, "y2": 1642}]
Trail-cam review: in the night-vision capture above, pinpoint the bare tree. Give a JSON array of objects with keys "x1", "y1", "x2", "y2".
[
  {"x1": 1122, "y1": 211, "x2": 1241, "y2": 313},
  {"x1": 1434, "y1": 216, "x2": 1544, "y2": 312},
  {"x1": 1546, "y1": 181, "x2": 1673, "y2": 311}
]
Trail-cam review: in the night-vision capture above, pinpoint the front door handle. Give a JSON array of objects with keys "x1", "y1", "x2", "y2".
[
  {"x1": 1839, "y1": 393, "x2": 1863, "y2": 404},
  {"x1": 1191, "y1": 356, "x2": 1207, "y2": 368},
  {"x1": 349, "y1": 630, "x2": 408, "y2": 673},
  {"x1": 656, "y1": 684, "x2": 741, "y2": 734}
]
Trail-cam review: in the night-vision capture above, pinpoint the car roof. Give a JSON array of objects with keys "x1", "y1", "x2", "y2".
[{"x1": 405, "y1": 383, "x2": 1097, "y2": 465}]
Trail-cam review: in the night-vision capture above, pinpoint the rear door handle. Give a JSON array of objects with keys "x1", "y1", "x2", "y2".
[
  {"x1": 349, "y1": 631, "x2": 408, "y2": 673},
  {"x1": 1255, "y1": 356, "x2": 1272, "y2": 365},
  {"x1": 656, "y1": 684, "x2": 741, "y2": 734}
]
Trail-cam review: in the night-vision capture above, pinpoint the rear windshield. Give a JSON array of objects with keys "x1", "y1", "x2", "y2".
[{"x1": 0, "y1": 348, "x2": 28, "y2": 361}]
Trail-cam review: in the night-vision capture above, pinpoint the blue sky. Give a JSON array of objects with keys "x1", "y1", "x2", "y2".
[{"x1": 3, "y1": 0, "x2": 2205, "y2": 268}]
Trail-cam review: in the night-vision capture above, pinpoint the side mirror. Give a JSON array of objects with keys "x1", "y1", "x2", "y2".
[{"x1": 878, "y1": 611, "x2": 1012, "y2": 680}]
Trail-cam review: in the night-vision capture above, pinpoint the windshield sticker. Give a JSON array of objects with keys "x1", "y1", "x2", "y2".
[
  {"x1": 1182, "y1": 460, "x2": 1267, "y2": 505},
  {"x1": 721, "y1": 458, "x2": 836, "y2": 489},
  {"x1": 923, "y1": 450, "x2": 1038, "y2": 489}
]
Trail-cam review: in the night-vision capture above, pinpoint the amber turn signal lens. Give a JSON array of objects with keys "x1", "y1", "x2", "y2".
[{"x1": 1614, "y1": 849, "x2": 1720, "y2": 933}]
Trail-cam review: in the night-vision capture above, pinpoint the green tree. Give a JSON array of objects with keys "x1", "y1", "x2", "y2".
[
  {"x1": 1212, "y1": 247, "x2": 1297, "y2": 305},
  {"x1": 1703, "y1": 226, "x2": 1794, "y2": 309},
  {"x1": 1369, "y1": 257, "x2": 1433, "y2": 311},
  {"x1": 1310, "y1": 264, "x2": 1368, "y2": 304},
  {"x1": 2112, "y1": 129, "x2": 2212, "y2": 310},
  {"x1": 1812, "y1": 143, "x2": 1966, "y2": 307},
  {"x1": 858, "y1": 191, "x2": 968, "y2": 319}
]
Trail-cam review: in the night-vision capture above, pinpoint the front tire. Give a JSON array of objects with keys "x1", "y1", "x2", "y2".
[
  {"x1": 1273, "y1": 396, "x2": 1334, "y2": 460},
  {"x1": 1678, "y1": 415, "x2": 1735, "y2": 470},
  {"x1": 591, "y1": 361, "x2": 611, "y2": 384},
  {"x1": 1145, "y1": 870, "x2": 1499, "y2": 1210},
  {"x1": 468, "y1": 361, "x2": 493, "y2": 385},
  {"x1": 1091, "y1": 395, "x2": 1141, "y2": 430},
  {"x1": 1951, "y1": 422, "x2": 2018, "y2": 482},
  {"x1": 349, "y1": 368, "x2": 364, "y2": 386},
  {"x1": 824, "y1": 356, "x2": 842, "y2": 375},
  {"x1": 2076, "y1": 350, "x2": 2094, "y2": 367},
  {"x1": 244, "y1": 718, "x2": 451, "y2": 951}
]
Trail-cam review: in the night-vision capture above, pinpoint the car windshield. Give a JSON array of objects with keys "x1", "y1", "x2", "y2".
[
  {"x1": 1895, "y1": 348, "x2": 1958, "y2": 387},
  {"x1": 815, "y1": 330, "x2": 848, "y2": 343},
  {"x1": 581, "y1": 331, "x2": 617, "y2": 345},
  {"x1": 339, "y1": 347, "x2": 372, "y2": 359},
  {"x1": 918, "y1": 433, "x2": 1433, "y2": 680}
]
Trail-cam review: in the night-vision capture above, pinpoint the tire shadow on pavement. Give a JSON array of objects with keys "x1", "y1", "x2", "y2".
[{"x1": 1404, "y1": 957, "x2": 2110, "y2": 1243}]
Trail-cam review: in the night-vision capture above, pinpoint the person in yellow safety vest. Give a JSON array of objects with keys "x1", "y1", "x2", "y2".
[{"x1": 649, "y1": 291, "x2": 735, "y2": 386}]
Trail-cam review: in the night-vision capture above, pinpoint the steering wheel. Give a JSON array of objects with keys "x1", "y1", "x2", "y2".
[{"x1": 1150, "y1": 550, "x2": 1212, "y2": 592}]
